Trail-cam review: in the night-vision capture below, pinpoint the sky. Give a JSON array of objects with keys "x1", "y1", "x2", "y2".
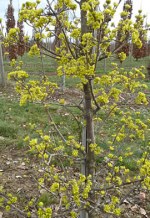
[{"x1": 0, "y1": 0, "x2": 150, "y2": 36}]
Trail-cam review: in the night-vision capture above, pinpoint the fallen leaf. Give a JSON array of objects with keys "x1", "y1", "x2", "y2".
[
  {"x1": 123, "y1": 199, "x2": 130, "y2": 204},
  {"x1": 17, "y1": 188, "x2": 23, "y2": 193},
  {"x1": 139, "y1": 192, "x2": 146, "y2": 201},
  {"x1": 140, "y1": 207, "x2": 146, "y2": 216},
  {"x1": 13, "y1": 161, "x2": 19, "y2": 164},
  {"x1": 0, "y1": 211, "x2": 3, "y2": 218},
  {"x1": 6, "y1": 161, "x2": 11, "y2": 165},
  {"x1": 0, "y1": 136, "x2": 4, "y2": 140},
  {"x1": 16, "y1": 175, "x2": 22, "y2": 179},
  {"x1": 40, "y1": 189, "x2": 47, "y2": 194},
  {"x1": 38, "y1": 169, "x2": 44, "y2": 173},
  {"x1": 64, "y1": 113, "x2": 69, "y2": 116},
  {"x1": 131, "y1": 204, "x2": 139, "y2": 212},
  {"x1": 17, "y1": 165, "x2": 27, "y2": 170}
]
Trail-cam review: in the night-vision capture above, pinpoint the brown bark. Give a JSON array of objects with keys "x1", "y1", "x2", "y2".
[{"x1": 83, "y1": 83, "x2": 95, "y2": 177}]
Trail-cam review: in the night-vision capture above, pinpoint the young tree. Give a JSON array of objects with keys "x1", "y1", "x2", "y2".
[
  {"x1": 6, "y1": 0, "x2": 17, "y2": 60},
  {"x1": 2, "y1": 0, "x2": 150, "y2": 217}
]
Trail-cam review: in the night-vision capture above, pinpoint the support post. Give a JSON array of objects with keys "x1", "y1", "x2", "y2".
[
  {"x1": 0, "y1": 40, "x2": 6, "y2": 87},
  {"x1": 80, "y1": 125, "x2": 88, "y2": 218}
]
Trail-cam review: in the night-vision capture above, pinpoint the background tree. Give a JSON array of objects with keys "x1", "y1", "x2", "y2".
[
  {"x1": 132, "y1": 11, "x2": 148, "y2": 60},
  {"x1": 115, "y1": 0, "x2": 133, "y2": 61},
  {"x1": 2, "y1": 1, "x2": 150, "y2": 218},
  {"x1": 148, "y1": 39, "x2": 150, "y2": 56},
  {"x1": 17, "y1": 18, "x2": 25, "y2": 57},
  {"x1": 132, "y1": 39, "x2": 147, "y2": 60},
  {"x1": 51, "y1": 9, "x2": 62, "y2": 51},
  {"x1": 6, "y1": 0, "x2": 17, "y2": 60}
]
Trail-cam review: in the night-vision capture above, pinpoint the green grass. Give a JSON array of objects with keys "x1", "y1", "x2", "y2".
[
  {"x1": 4, "y1": 53, "x2": 57, "y2": 74},
  {"x1": 0, "y1": 98, "x2": 43, "y2": 146},
  {"x1": 0, "y1": 121, "x2": 18, "y2": 139},
  {"x1": 4, "y1": 53, "x2": 150, "y2": 92},
  {"x1": 96, "y1": 55, "x2": 150, "y2": 74},
  {"x1": 4, "y1": 53, "x2": 150, "y2": 74},
  {"x1": 0, "y1": 95, "x2": 82, "y2": 148},
  {"x1": 38, "y1": 192, "x2": 58, "y2": 206}
]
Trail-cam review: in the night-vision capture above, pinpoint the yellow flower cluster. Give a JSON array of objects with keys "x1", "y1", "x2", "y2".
[
  {"x1": 28, "y1": 44, "x2": 40, "y2": 56},
  {"x1": 140, "y1": 160, "x2": 150, "y2": 189},
  {"x1": 135, "y1": 92, "x2": 148, "y2": 105},
  {"x1": 104, "y1": 196, "x2": 121, "y2": 216},
  {"x1": 8, "y1": 73, "x2": 58, "y2": 106},
  {"x1": 8, "y1": 70, "x2": 29, "y2": 80}
]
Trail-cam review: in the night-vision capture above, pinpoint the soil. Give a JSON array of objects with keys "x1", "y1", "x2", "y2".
[{"x1": 0, "y1": 145, "x2": 40, "y2": 218}]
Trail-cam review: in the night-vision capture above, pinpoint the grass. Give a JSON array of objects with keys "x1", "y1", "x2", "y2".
[
  {"x1": 96, "y1": 55, "x2": 150, "y2": 73},
  {"x1": 3, "y1": 53, "x2": 150, "y2": 91},
  {"x1": 0, "y1": 98, "x2": 43, "y2": 146},
  {"x1": 4, "y1": 53, "x2": 57, "y2": 74},
  {"x1": 4, "y1": 53, "x2": 150, "y2": 74},
  {"x1": 0, "y1": 95, "x2": 82, "y2": 148}
]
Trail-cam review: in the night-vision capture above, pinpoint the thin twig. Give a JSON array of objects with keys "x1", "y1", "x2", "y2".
[
  {"x1": 45, "y1": 107, "x2": 66, "y2": 143},
  {"x1": 92, "y1": 179, "x2": 144, "y2": 192},
  {"x1": 46, "y1": 0, "x2": 76, "y2": 59}
]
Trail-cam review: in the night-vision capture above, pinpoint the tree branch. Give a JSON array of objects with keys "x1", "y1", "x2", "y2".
[
  {"x1": 88, "y1": 79, "x2": 100, "y2": 114},
  {"x1": 46, "y1": 0, "x2": 76, "y2": 59}
]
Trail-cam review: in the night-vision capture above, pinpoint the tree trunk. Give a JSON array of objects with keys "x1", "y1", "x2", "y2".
[
  {"x1": 83, "y1": 83, "x2": 95, "y2": 177},
  {"x1": 80, "y1": 2, "x2": 95, "y2": 218}
]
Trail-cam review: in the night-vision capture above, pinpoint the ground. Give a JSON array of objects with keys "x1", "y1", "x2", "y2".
[
  {"x1": 0, "y1": 145, "x2": 150, "y2": 217},
  {"x1": 0, "y1": 145, "x2": 39, "y2": 218}
]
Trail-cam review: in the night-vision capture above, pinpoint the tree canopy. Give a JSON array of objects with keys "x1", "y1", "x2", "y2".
[{"x1": 1, "y1": 1, "x2": 150, "y2": 218}]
